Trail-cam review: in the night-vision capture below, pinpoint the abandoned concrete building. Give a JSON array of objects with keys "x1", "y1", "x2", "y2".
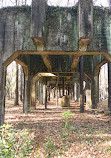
[{"x1": 0, "y1": 0, "x2": 111, "y2": 126}]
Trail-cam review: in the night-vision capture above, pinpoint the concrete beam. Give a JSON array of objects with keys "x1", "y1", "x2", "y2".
[
  {"x1": 3, "y1": 50, "x2": 111, "y2": 68},
  {"x1": 33, "y1": 37, "x2": 52, "y2": 72},
  {"x1": 41, "y1": 55, "x2": 52, "y2": 72},
  {"x1": 15, "y1": 58, "x2": 28, "y2": 76},
  {"x1": 71, "y1": 56, "x2": 80, "y2": 71},
  {"x1": 94, "y1": 59, "x2": 108, "y2": 76}
]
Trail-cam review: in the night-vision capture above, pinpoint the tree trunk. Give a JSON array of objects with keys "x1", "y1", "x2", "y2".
[{"x1": 14, "y1": 63, "x2": 19, "y2": 106}]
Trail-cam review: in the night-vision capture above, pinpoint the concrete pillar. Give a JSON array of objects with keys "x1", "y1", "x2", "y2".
[
  {"x1": 48, "y1": 86, "x2": 50, "y2": 101},
  {"x1": 62, "y1": 78, "x2": 64, "y2": 96},
  {"x1": 78, "y1": 0, "x2": 93, "y2": 40},
  {"x1": 91, "y1": 75, "x2": 99, "y2": 109},
  {"x1": 108, "y1": 62, "x2": 111, "y2": 111},
  {"x1": 30, "y1": 80, "x2": 36, "y2": 110},
  {"x1": 31, "y1": 0, "x2": 47, "y2": 37},
  {"x1": 56, "y1": 82, "x2": 58, "y2": 109},
  {"x1": 40, "y1": 83, "x2": 43, "y2": 104},
  {"x1": 0, "y1": 66, "x2": 6, "y2": 126},
  {"x1": 68, "y1": 86, "x2": 70, "y2": 96},
  {"x1": 23, "y1": 75, "x2": 29, "y2": 113},
  {"x1": 45, "y1": 82, "x2": 47, "y2": 109},
  {"x1": 80, "y1": 56, "x2": 84, "y2": 113},
  {"x1": 86, "y1": 81, "x2": 92, "y2": 110},
  {"x1": 74, "y1": 83, "x2": 79, "y2": 102}
]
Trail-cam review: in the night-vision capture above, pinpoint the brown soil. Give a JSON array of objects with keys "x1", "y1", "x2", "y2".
[{"x1": 5, "y1": 99, "x2": 111, "y2": 158}]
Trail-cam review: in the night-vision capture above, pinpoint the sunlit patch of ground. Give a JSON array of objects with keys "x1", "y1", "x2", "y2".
[{"x1": 5, "y1": 98, "x2": 111, "y2": 158}]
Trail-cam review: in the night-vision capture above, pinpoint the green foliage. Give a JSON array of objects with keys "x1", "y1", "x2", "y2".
[
  {"x1": 107, "y1": 146, "x2": 111, "y2": 151},
  {"x1": 62, "y1": 110, "x2": 73, "y2": 129},
  {"x1": 0, "y1": 124, "x2": 35, "y2": 158},
  {"x1": 45, "y1": 137, "x2": 57, "y2": 158}
]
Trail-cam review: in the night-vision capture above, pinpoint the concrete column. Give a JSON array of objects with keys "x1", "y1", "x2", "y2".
[
  {"x1": 108, "y1": 62, "x2": 111, "y2": 111},
  {"x1": 68, "y1": 86, "x2": 70, "y2": 96},
  {"x1": 80, "y1": 56, "x2": 84, "y2": 112},
  {"x1": 91, "y1": 75, "x2": 99, "y2": 109},
  {"x1": 77, "y1": 83, "x2": 80, "y2": 102},
  {"x1": 41, "y1": 83, "x2": 43, "y2": 104},
  {"x1": 0, "y1": 66, "x2": 6, "y2": 126},
  {"x1": 78, "y1": 0, "x2": 93, "y2": 40},
  {"x1": 56, "y1": 82, "x2": 58, "y2": 109},
  {"x1": 48, "y1": 86, "x2": 50, "y2": 101},
  {"x1": 31, "y1": 0, "x2": 47, "y2": 37},
  {"x1": 23, "y1": 75, "x2": 29, "y2": 113},
  {"x1": 62, "y1": 78, "x2": 64, "y2": 96},
  {"x1": 86, "y1": 81, "x2": 92, "y2": 110},
  {"x1": 45, "y1": 82, "x2": 47, "y2": 109},
  {"x1": 30, "y1": 80, "x2": 36, "y2": 110}
]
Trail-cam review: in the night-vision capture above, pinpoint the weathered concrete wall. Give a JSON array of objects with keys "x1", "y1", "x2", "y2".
[
  {"x1": 45, "y1": 6, "x2": 78, "y2": 51},
  {"x1": 0, "y1": 7, "x2": 36, "y2": 63},
  {"x1": 88, "y1": 7, "x2": 108, "y2": 52},
  {"x1": 104, "y1": 10, "x2": 111, "y2": 56}
]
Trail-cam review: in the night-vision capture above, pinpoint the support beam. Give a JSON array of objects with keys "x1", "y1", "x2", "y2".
[
  {"x1": 33, "y1": 37, "x2": 52, "y2": 72},
  {"x1": 80, "y1": 56, "x2": 84, "y2": 112},
  {"x1": 3, "y1": 50, "x2": 111, "y2": 67},
  {"x1": 41, "y1": 55, "x2": 52, "y2": 71},
  {"x1": 71, "y1": 56, "x2": 80, "y2": 71},
  {"x1": 94, "y1": 59, "x2": 107, "y2": 76},
  {"x1": 15, "y1": 58, "x2": 28, "y2": 76}
]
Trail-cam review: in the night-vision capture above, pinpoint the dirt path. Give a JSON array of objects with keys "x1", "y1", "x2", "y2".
[{"x1": 5, "y1": 99, "x2": 111, "y2": 158}]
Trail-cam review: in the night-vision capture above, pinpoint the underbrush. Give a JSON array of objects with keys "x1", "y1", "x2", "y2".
[{"x1": 0, "y1": 124, "x2": 35, "y2": 158}]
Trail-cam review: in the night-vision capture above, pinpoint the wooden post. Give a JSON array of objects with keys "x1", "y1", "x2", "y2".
[{"x1": 80, "y1": 56, "x2": 84, "y2": 113}]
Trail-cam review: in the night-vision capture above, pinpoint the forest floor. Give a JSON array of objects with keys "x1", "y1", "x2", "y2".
[{"x1": 5, "y1": 99, "x2": 111, "y2": 158}]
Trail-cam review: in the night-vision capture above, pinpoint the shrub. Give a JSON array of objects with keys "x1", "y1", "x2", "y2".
[
  {"x1": 45, "y1": 137, "x2": 57, "y2": 158},
  {"x1": 0, "y1": 124, "x2": 35, "y2": 158},
  {"x1": 62, "y1": 110, "x2": 73, "y2": 129}
]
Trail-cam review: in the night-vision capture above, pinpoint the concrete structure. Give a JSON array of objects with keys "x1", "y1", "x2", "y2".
[{"x1": 0, "y1": 0, "x2": 111, "y2": 125}]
